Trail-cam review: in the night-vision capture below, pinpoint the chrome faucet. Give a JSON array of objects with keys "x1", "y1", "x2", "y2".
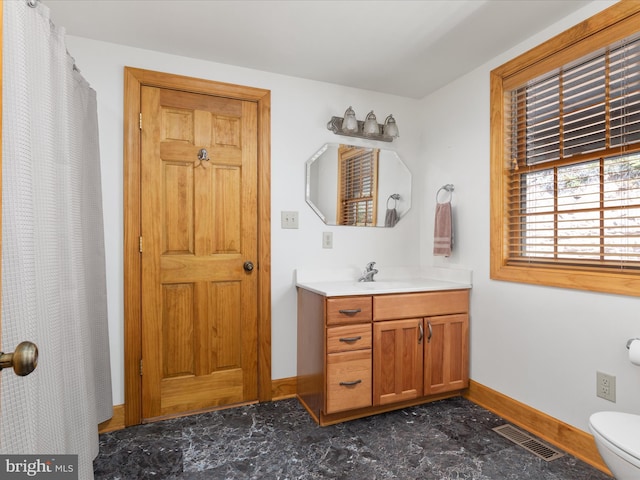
[{"x1": 358, "y1": 262, "x2": 378, "y2": 282}]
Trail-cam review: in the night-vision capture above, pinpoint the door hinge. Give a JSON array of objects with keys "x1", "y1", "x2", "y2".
[
  {"x1": 139, "y1": 236, "x2": 143, "y2": 253},
  {"x1": 139, "y1": 359, "x2": 143, "y2": 376},
  {"x1": 139, "y1": 112, "x2": 142, "y2": 130}
]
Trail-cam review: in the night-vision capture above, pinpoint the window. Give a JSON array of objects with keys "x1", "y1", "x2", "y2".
[
  {"x1": 490, "y1": 3, "x2": 640, "y2": 296},
  {"x1": 337, "y1": 145, "x2": 379, "y2": 226}
]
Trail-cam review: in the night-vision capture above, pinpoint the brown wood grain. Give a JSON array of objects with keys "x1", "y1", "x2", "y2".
[
  {"x1": 326, "y1": 296, "x2": 372, "y2": 325},
  {"x1": 326, "y1": 324, "x2": 372, "y2": 353},
  {"x1": 424, "y1": 314, "x2": 469, "y2": 395},
  {"x1": 296, "y1": 289, "x2": 325, "y2": 420},
  {"x1": 373, "y1": 318, "x2": 423, "y2": 406},
  {"x1": 124, "y1": 67, "x2": 271, "y2": 425},
  {"x1": 326, "y1": 350, "x2": 372, "y2": 414},
  {"x1": 141, "y1": 87, "x2": 258, "y2": 418},
  {"x1": 373, "y1": 290, "x2": 469, "y2": 320}
]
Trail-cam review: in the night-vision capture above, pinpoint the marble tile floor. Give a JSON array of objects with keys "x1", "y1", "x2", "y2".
[{"x1": 94, "y1": 397, "x2": 612, "y2": 480}]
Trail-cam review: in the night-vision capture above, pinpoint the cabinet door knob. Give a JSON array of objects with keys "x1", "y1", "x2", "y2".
[{"x1": 243, "y1": 261, "x2": 254, "y2": 272}]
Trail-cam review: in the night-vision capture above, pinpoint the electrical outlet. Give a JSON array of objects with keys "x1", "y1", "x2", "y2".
[
  {"x1": 322, "y1": 231, "x2": 333, "y2": 249},
  {"x1": 596, "y1": 371, "x2": 616, "y2": 402},
  {"x1": 281, "y1": 211, "x2": 299, "y2": 229}
]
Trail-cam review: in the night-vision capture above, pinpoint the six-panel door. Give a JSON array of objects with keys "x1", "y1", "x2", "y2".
[{"x1": 140, "y1": 86, "x2": 258, "y2": 419}]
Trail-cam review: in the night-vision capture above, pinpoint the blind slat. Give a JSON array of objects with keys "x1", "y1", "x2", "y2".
[
  {"x1": 514, "y1": 36, "x2": 640, "y2": 167},
  {"x1": 338, "y1": 146, "x2": 379, "y2": 226}
]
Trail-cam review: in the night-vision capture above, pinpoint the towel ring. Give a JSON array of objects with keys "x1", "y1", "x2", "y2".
[
  {"x1": 436, "y1": 184, "x2": 454, "y2": 203},
  {"x1": 387, "y1": 193, "x2": 400, "y2": 209}
]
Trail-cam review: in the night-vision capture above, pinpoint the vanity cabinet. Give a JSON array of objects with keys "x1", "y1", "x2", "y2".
[{"x1": 297, "y1": 287, "x2": 469, "y2": 426}]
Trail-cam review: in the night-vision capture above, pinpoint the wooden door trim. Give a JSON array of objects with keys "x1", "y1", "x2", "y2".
[{"x1": 123, "y1": 67, "x2": 271, "y2": 426}]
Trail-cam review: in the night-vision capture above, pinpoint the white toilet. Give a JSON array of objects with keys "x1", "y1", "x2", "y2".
[{"x1": 589, "y1": 411, "x2": 640, "y2": 479}]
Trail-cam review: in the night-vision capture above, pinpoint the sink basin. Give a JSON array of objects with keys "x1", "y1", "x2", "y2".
[{"x1": 353, "y1": 281, "x2": 414, "y2": 290}]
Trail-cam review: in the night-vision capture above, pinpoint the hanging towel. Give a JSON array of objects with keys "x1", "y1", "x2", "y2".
[
  {"x1": 385, "y1": 207, "x2": 399, "y2": 227},
  {"x1": 385, "y1": 194, "x2": 401, "y2": 227},
  {"x1": 433, "y1": 202, "x2": 453, "y2": 256}
]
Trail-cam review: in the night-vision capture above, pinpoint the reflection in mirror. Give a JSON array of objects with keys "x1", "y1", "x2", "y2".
[{"x1": 306, "y1": 143, "x2": 411, "y2": 227}]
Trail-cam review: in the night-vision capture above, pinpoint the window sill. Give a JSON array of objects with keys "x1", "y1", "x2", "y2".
[{"x1": 490, "y1": 263, "x2": 640, "y2": 297}]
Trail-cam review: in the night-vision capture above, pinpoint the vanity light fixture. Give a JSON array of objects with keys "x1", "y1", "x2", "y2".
[{"x1": 326, "y1": 107, "x2": 400, "y2": 142}]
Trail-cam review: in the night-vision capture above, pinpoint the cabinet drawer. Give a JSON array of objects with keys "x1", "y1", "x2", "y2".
[
  {"x1": 327, "y1": 324, "x2": 372, "y2": 353},
  {"x1": 373, "y1": 289, "x2": 469, "y2": 321},
  {"x1": 326, "y1": 296, "x2": 372, "y2": 325},
  {"x1": 326, "y1": 350, "x2": 372, "y2": 414}
]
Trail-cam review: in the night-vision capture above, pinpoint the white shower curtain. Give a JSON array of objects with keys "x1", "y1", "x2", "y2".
[{"x1": 1, "y1": 1, "x2": 112, "y2": 478}]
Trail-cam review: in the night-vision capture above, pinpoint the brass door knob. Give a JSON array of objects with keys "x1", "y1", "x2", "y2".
[{"x1": 0, "y1": 341, "x2": 38, "y2": 376}]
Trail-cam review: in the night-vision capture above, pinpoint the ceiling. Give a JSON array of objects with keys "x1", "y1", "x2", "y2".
[{"x1": 44, "y1": 0, "x2": 591, "y2": 99}]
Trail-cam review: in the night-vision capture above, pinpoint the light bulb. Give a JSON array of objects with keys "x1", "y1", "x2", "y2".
[
  {"x1": 383, "y1": 114, "x2": 399, "y2": 138},
  {"x1": 363, "y1": 111, "x2": 378, "y2": 135},
  {"x1": 342, "y1": 106, "x2": 358, "y2": 133}
]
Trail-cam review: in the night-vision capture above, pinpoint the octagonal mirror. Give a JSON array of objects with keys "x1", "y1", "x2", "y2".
[{"x1": 306, "y1": 143, "x2": 411, "y2": 227}]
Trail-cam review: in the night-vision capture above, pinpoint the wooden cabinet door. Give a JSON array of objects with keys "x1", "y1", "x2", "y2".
[
  {"x1": 424, "y1": 314, "x2": 469, "y2": 395},
  {"x1": 373, "y1": 318, "x2": 423, "y2": 406}
]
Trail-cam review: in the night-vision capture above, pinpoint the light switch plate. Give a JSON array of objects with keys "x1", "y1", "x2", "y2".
[{"x1": 281, "y1": 211, "x2": 299, "y2": 229}]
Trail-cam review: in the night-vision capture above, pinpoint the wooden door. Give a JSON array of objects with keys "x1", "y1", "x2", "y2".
[
  {"x1": 424, "y1": 314, "x2": 469, "y2": 395},
  {"x1": 140, "y1": 86, "x2": 258, "y2": 420},
  {"x1": 373, "y1": 318, "x2": 423, "y2": 406}
]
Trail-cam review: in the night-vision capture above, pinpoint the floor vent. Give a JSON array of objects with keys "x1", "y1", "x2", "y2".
[{"x1": 492, "y1": 424, "x2": 565, "y2": 462}]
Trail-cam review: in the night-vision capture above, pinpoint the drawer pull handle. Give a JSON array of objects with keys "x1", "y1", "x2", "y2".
[
  {"x1": 338, "y1": 308, "x2": 362, "y2": 315},
  {"x1": 427, "y1": 321, "x2": 433, "y2": 343},
  {"x1": 418, "y1": 323, "x2": 423, "y2": 344},
  {"x1": 339, "y1": 379, "x2": 362, "y2": 387},
  {"x1": 339, "y1": 336, "x2": 362, "y2": 343}
]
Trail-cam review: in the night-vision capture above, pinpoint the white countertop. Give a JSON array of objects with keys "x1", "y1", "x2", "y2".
[{"x1": 295, "y1": 266, "x2": 472, "y2": 297}]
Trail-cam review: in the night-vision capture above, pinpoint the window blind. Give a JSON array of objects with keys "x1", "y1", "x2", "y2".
[
  {"x1": 337, "y1": 146, "x2": 379, "y2": 226},
  {"x1": 507, "y1": 33, "x2": 640, "y2": 269}
]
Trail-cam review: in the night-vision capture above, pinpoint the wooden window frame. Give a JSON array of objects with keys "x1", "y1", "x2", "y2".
[{"x1": 490, "y1": 1, "x2": 640, "y2": 297}]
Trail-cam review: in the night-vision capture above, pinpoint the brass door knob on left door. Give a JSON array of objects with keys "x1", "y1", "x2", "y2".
[{"x1": 0, "y1": 341, "x2": 38, "y2": 376}]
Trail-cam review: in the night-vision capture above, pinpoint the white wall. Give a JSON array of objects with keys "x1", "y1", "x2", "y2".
[
  {"x1": 64, "y1": 36, "x2": 423, "y2": 405},
  {"x1": 418, "y1": 0, "x2": 640, "y2": 432},
  {"x1": 65, "y1": 0, "x2": 639, "y2": 436}
]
